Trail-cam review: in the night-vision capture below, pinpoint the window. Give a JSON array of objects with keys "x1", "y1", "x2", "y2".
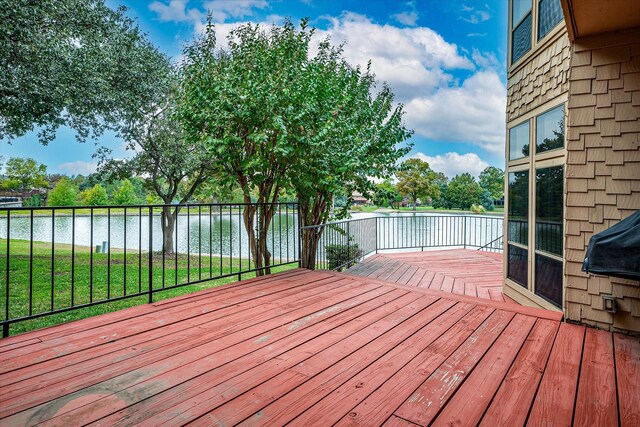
[
  {"x1": 507, "y1": 170, "x2": 529, "y2": 288},
  {"x1": 506, "y1": 102, "x2": 565, "y2": 308},
  {"x1": 535, "y1": 254, "x2": 562, "y2": 306},
  {"x1": 508, "y1": 171, "x2": 529, "y2": 245},
  {"x1": 510, "y1": 0, "x2": 564, "y2": 66},
  {"x1": 538, "y1": 0, "x2": 563, "y2": 40},
  {"x1": 536, "y1": 166, "x2": 563, "y2": 256},
  {"x1": 512, "y1": 1, "x2": 532, "y2": 64},
  {"x1": 536, "y1": 105, "x2": 564, "y2": 154},
  {"x1": 509, "y1": 121, "x2": 530, "y2": 160},
  {"x1": 509, "y1": 245, "x2": 529, "y2": 288}
]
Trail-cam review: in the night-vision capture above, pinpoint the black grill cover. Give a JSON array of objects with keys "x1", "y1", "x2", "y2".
[{"x1": 582, "y1": 210, "x2": 640, "y2": 280}]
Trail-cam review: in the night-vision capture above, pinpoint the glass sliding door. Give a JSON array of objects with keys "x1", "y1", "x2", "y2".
[{"x1": 535, "y1": 165, "x2": 563, "y2": 307}]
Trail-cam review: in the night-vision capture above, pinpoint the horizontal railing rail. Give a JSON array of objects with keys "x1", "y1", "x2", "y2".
[
  {"x1": 0, "y1": 202, "x2": 300, "y2": 337},
  {"x1": 304, "y1": 214, "x2": 504, "y2": 272}
]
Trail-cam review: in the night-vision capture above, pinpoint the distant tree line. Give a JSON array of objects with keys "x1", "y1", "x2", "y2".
[{"x1": 373, "y1": 161, "x2": 504, "y2": 213}]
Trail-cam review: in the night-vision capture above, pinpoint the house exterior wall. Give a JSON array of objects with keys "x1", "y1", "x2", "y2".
[
  {"x1": 504, "y1": 23, "x2": 570, "y2": 312},
  {"x1": 564, "y1": 28, "x2": 640, "y2": 333},
  {"x1": 507, "y1": 33, "x2": 571, "y2": 123}
]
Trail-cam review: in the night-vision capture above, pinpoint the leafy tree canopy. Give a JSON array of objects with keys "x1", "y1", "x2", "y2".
[
  {"x1": 179, "y1": 19, "x2": 412, "y2": 270},
  {"x1": 48, "y1": 177, "x2": 78, "y2": 206},
  {"x1": 374, "y1": 180, "x2": 403, "y2": 209},
  {"x1": 478, "y1": 166, "x2": 504, "y2": 200},
  {"x1": 396, "y1": 158, "x2": 439, "y2": 209},
  {"x1": 79, "y1": 183, "x2": 108, "y2": 206},
  {"x1": 1, "y1": 157, "x2": 48, "y2": 190},
  {"x1": 446, "y1": 173, "x2": 482, "y2": 210},
  {"x1": 1, "y1": 0, "x2": 170, "y2": 144},
  {"x1": 112, "y1": 178, "x2": 139, "y2": 205}
]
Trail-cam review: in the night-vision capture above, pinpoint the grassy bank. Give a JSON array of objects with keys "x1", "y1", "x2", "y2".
[{"x1": 0, "y1": 239, "x2": 296, "y2": 336}]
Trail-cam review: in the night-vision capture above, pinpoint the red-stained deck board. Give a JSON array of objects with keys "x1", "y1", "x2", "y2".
[
  {"x1": 383, "y1": 416, "x2": 421, "y2": 427},
  {"x1": 0, "y1": 269, "x2": 324, "y2": 365},
  {"x1": 526, "y1": 322, "x2": 585, "y2": 427},
  {"x1": 615, "y1": 334, "x2": 640, "y2": 427},
  {"x1": 479, "y1": 318, "x2": 559, "y2": 426},
  {"x1": 285, "y1": 302, "x2": 477, "y2": 427},
  {"x1": 431, "y1": 313, "x2": 537, "y2": 427},
  {"x1": 183, "y1": 297, "x2": 453, "y2": 427},
  {"x1": 332, "y1": 305, "x2": 495, "y2": 427},
  {"x1": 1, "y1": 280, "x2": 392, "y2": 422},
  {"x1": 574, "y1": 327, "x2": 618, "y2": 427},
  {"x1": 347, "y1": 249, "x2": 508, "y2": 303},
  {"x1": 0, "y1": 275, "x2": 366, "y2": 390},
  {"x1": 394, "y1": 309, "x2": 515, "y2": 425},
  {"x1": 236, "y1": 298, "x2": 458, "y2": 427},
  {"x1": 0, "y1": 264, "x2": 636, "y2": 427},
  {"x1": 81, "y1": 290, "x2": 428, "y2": 427}
]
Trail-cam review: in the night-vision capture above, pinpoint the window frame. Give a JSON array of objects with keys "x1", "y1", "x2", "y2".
[
  {"x1": 508, "y1": 0, "x2": 566, "y2": 69},
  {"x1": 505, "y1": 98, "x2": 567, "y2": 310}
]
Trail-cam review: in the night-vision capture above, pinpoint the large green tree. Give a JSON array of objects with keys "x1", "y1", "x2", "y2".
[
  {"x1": 478, "y1": 166, "x2": 505, "y2": 201},
  {"x1": 446, "y1": 173, "x2": 482, "y2": 210},
  {"x1": 396, "y1": 158, "x2": 439, "y2": 210},
  {"x1": 291, "y1": 53, "x2": 411, "y2": 268},
  {"x1": 1, "y1": 157, "x2": 48, "y2": 190},
  {"x1": 97, "y1": 98, "x2": 213, "y2": 254},
  {"x1": 0, "y1": 0, "x2": 169, "y2": 144},
  {"x1": 179, "y1": 20, "x2": 411, "y2": 272},
  {"x1": 179, "y1": 20, "x2": 314, "y2": 274},
  {"x1": 48, "y1": 177, "x2": 78, "y2": 206},
  {"x1": 374, "y1": 180, "x2": 403, "y2": 209}
]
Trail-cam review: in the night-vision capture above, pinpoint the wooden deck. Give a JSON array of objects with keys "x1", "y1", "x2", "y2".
[
  {"x1": 347, "y1": 249, "x2": 510, "y2": 302},
  {"x1": 1, "y1": 269, "x2": 638, "y2": 426}
]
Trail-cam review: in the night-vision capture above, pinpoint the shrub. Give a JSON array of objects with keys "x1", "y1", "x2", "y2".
[
  {"x1": 325, "y1": 243, "x2": 363, "y2": 271},
  {"x1": 350, "y1": 205, "x2": 364, "y2": 212},
  {"x1": 79, "y1": 184, "x2": 109, "y2": 206},
  {"x1": 48, "y1": 177, "x2": 78, "y2": 206},
  {"x1": 470, "y1": 204, "x2": 486, "y2": 214}
]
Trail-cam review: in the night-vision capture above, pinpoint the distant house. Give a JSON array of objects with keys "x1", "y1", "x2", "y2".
[
  {"x1": 351, "y1": 192, "x2": 369, "y2": 206},
  {"x1": 504, "y1": 0, "x2": 640, "y2": 333}
]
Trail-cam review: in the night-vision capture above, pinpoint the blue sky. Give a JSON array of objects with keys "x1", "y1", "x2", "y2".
[{"x1": 1, "y1": 0, "x2": 508, "y2": 178}]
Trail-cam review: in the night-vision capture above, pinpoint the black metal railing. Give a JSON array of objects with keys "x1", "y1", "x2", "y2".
[
  {"x1": 0, "y1": 202, "x2": 300, "y2": 336},
  {"x1": 305, "y1": 214, "x2": 504, "y2": 271}
]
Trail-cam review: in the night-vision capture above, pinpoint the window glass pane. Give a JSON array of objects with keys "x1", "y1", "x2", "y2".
[
  {"x1": 536, "y1": 105, "x2": 564, "y2": 153},
  {"x1": 508, "y1": 245, "x2": 528, "y2": 288},
  {"x1": 538, "y1": 0, "x2": 563, "y2": 40},
  {"x1": 535, "y1": 254, "x2": 563, "y2": 307},
  {"x1": 512, "y1": 13, "x2": 532, "y2": 63},
  {"x1": 508, "y1": 171, "x2": 529, "y2": 245},
  {"x1": 536, "y1": 166, "x2": 563, "y2": 256},
  {"x1": 509, "y1": 121, "x2": 530, "y2": 160},
  {"x1": 513, "y1": 0, "x2": 532, "y2": 27}
]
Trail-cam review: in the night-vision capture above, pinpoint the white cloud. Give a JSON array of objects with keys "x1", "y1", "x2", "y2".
[
  {"x1": 315, "y1": 13, "x2": 474, "y2": 101},
  {"x1": 58, "y1": 161, "x2": 97, "y2": 175},
  {"x1": 392, "y1": 11, "x2": 419, "y2": 26},
  {"x1": 149, "y1": 0, "x2": 267, "y2": 24},
  {"x1": 461, "y1": 5, "x2": 492, "y2": 24},
  {"x1": 149, "y1": 0, "x2": 203, "y2": 23},
  {"x1": 149, "y1": 10, "x2": 506, "y2": 154},
  {"x1": 404, "y1": 70, "x2": 506, "y2": 154},
  {"x1": 411, "y1": 152, "x2": 489, "y2": 178}
]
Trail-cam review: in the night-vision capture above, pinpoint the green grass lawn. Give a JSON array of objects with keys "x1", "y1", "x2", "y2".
[{"x1": 0, "y1": 239, "x2": 296, "y2": 336}]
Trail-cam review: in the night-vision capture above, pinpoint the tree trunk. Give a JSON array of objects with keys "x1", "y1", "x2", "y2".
[
  {"x1": 300, "y1": 226, "x2": 323, "y2": 269},
  {"x1": 160, "y1": 205, "x2": 180, "y2": 255},
  {"x1": 242, "y1": 204, "x2": 263, "y2": 275}
]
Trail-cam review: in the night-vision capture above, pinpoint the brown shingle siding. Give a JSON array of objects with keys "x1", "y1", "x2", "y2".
[{"x1": 564, "y1": 30, "x2": 640, "y2": 333}]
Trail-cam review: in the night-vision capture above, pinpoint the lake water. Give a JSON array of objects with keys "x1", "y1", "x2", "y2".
[
  {"x1": 0, "y1": 210, "x2": 503, "y2": 259},
  {"x1": 0, "y1": 212, "x2": 300, "y2": 260}
]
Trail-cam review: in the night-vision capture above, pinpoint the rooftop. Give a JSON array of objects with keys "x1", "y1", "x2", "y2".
[{"x1": 1, "y1": 261, "x2": 637, "y2": 426}]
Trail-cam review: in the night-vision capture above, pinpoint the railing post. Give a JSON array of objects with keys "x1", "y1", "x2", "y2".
[
  {"x1": 375, "y1": 217, "x2": 378, "y2": 254},
  {"x1": 463, "y1": 216, "x2": 467, "y2": 249},
  {"x1": 346, "y1": 220, "x2": 351, "y2": 267},
  {"x1": 148, "y1": 207, "x2": 153, "y2": 304},
  {"x1": 297, "y1": 204, "x2": 302, "y2": 268}
]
